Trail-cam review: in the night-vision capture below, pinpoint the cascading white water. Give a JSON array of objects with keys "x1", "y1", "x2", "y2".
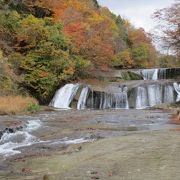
[
  {"x1": 173, "y1": 82, "x2": 180, "y2": 102},
  {"x1": 0, "y1": 120, "x2": 41, "y2": 157},
  {"x1": 49, "y1": 67, "x2": 179, "y2": 110},
  {"x1": 147, "y1": 84, "x2": 162, "y2": 106},
  {"x1": 113, "y1": 92, "x2": 129, "y2": 109},
  {"x1": 135, "y1": 86, "x2": 149, "y2": 109},
  {"x1": 141, "y1": 69, "x2": 158, "y2": 80},
  {"x1": 163, "y1": 85, "x2": 174, "y2": 103},
  {"x1": 50, "y1": 84, "x2": 79, "y2": 109},
  {"x1": 49, "y1": 82, "x2": 178, "y2": 110},
  {"x1": 77, "y1": 86, "x2": 89, "y2": 110},
  {"x1": 98, "y1": 86, "x2": 129, "y2": 109},
  {"x1": 158, "y1": 69, "x2": 167, "y2": 79},
  {"x1": 99, "y1": 93, "x2": 112, "y2": 109}
]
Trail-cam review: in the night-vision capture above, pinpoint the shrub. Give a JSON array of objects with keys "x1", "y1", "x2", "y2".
[
  {"x1": 0, "y1": 96, "x2": 39, "y2": 115},
  {"x1": 27, "y1": 103, "x2": 40, "y2": 113}
]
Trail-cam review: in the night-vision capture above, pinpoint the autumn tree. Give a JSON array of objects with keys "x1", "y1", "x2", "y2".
[
  {"x1": 127, "y1": 27, "x2": 157, "y2": 67},
  {"x1": 0, "y1": 0, "x2": 161, "y2": 103},
  {"x1": 153, "y1": 1, "x2": 180, "y2": 57}
]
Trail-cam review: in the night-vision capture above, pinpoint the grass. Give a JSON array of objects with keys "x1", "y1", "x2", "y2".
[{"x1": 0, "y1": 96, "x2": 39, "y2": 115}]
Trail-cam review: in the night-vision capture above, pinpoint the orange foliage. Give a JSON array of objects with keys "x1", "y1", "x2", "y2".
[
  {"x1": 64, "y1": 22, "x2": 87, "y2": 53},
  {"x1": 39, "y1": 71, "x2": 49, "y2": 78},
  {"x1": 128, "y1": 28, "x2": 151, "y2": 46},
  {"x1": 39, "y1": 0, "x2": 157, "y2": 69},
  {"x1": 42, "y1": 0, "x2": 88, "y2": 20}
]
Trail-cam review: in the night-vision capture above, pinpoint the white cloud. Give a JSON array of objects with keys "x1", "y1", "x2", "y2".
[
  {"x1": 116, "y1": 5, "x2": 156, "y2": 31},
  {"x1": 98, "y1": 0, "x2": 175, "y2": 32}
]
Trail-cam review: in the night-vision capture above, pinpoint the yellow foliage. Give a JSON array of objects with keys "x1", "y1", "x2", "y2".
[
  {"x1": 87, "y1": 11, "x2": 103, "y2": 24},
  {"x1": 100, "y1": 7, "x2": 119, "y2": 34},
  {"x1": 112, "y1": 49, "x2": 134, "y2": 68}
]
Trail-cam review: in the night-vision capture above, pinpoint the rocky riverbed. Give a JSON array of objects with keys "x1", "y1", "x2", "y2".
[{"x1": 0, "y1": 109, "x2": 180, "y2": 180}]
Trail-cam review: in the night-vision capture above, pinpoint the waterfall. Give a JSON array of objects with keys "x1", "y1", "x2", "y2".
[
  {"x1": 113, "y1": 92, "x2": 129, "y2": 109},
  {"x1": 173, "y1": 82, "x2": 180, "y2": 102},
  {"x1": 147, "y1": 84, "x2": 162, "y2": 106},
  {"x1": 100, "y1": 86, "x2": 129, "y2": 109},
  {"x1": 135, "y1": 86, "x2": 149, "y2": 109},
  {"x1": 99, "y1": 93, "x2": 112, "y2": 109},
  {"x1": 50, "y1": 84, "x2": 79, "y2": 109},
  {"x1": 90, "y1": 86, "x2": 129, "y2": 109},
  {"x1": 141, "y1": 68, "x2": 180, "y2": 80},
  {"x1": 98, "y1": 92, "x2": 129, "y2": 109},
  {"x1": 85, "y1": 86, "x2": 129, "y2": 110},
  {"x1": 49, "y1": 68, "x2": 180, "y2": 110},
  {"x1": 49, "y1": 82, "x2": 178, "y2": 110},
  {"x1": 141, "y1": 69, "x2": 158, "y2": 80},
  {"x1": 158, "y1": 69, "x2": 167, "y2": 79},
  {"x1": 163, "y1": 85, "x2": 174, "y2": 103},
  {"x1": 77, "y1": 86, "x2": 89, "y2": 110},
  {"x1": 135, "y1": 84, "x2": 175, "y2": 109},
  {"x1": 116, "y1": 86, "x2": 129, "y2": 109}
]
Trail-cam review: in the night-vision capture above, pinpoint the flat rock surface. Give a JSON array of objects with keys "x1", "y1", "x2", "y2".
[{"x1": 0, "y1": 109, "x2": 179, "y2": 180}]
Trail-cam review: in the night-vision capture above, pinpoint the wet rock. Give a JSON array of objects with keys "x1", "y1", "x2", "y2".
[
  {"x1": 0, "y1": 131, "x2": 3, "y2": 139},
  {"x1": 5, "y1": 128, "x2": 15, "y2": 133},
  {"x1": 0, "y1": 126, "x2": 23, "y2": 140}
]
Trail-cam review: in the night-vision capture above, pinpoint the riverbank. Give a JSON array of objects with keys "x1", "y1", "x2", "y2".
[
  {"x1": 8, "y1": 130, "x2": 180, "y2": 180},
  {"x1": 0, "y1": 109, "x2": 180, "y2": 179}
]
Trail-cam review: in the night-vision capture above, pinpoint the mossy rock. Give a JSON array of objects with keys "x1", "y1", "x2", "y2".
[{"x1": 121, "y1": 71, "x2": 143, "y2": 80}]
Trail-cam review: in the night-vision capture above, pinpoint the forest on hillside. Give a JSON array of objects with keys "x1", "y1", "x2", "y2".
[{"x1": 0, "y1": 0, "x2": 179, "y2": 103}]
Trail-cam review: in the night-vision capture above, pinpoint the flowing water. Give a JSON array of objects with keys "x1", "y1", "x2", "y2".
[
  {"x1": 0, "y1": 109, "x2": 177, "y2": 160},
  {"x1": 141, "y1": 68, "x2": 180, "y2": 80},
  {"x1": 87, "y1": 91, "x2": 129, "y2": 109},
  {"x1": 135, "y1": 86, "x2": 149, "y2": 109},
  {"x1": 141, "y1": 69, "x2": 158, "y2": 80},
  {"x1": 0, "y1": 115, "x2": 93, "y2": 158},
  {"x1": 49, "y1": 68, "x2": 179, "y2": 110},
  {"x1": 164, "y1": 85, "x2": 175, "y2": 103},
  {"x1": 0, "y1": 68, "x2": 180, "y2": 159},
  {"x1": 0, "y1": 120, "x2": 41, "y2": 157},
  {"x1": 50, "y1": 83, "x2": 178, "y2": 110},
  {"x1": 0, "y1": 68, "x2": 180, "y2": 179},
  {"x1": 50, "y1": 84, "x2": 79, "y2": 109},
  {"x1": 77, "y1": 86, "x2": 89, "y2": 110},
  {"x1": 173, "y1": 82, "x2": 180, "y2": 102}
]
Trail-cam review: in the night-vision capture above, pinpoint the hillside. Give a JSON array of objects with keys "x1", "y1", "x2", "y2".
[{"x1": 0, "y1": 0, "x2": 167, "y2": 103}]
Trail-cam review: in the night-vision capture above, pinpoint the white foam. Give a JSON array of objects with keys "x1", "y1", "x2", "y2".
[
  {"x1": 0, "y1": 120, "x2": 41, "y2": 157},
  {"x1": 50, "y1": 84, "x2": 79, "y2": 109},
  {"x1": 62, "y1": 138, "x2": 91, "y2": 144},
  {"x1": 25, "y1": 120, "x2": 41, "y2": 132},
  {"x1": 173, "y1": 82, "x2": 180, "y2": 102},
  {"x1": 50, "y1": 137, "x2": 92, "y2": 145},
  {"x1": 77, "y1": 86, "x2": 89, "y2": 110},
  {"x1": 0, "y1": 132, "x2": 38, "y2": 157},
  {"x1": 142, "y1": 69, "x2": 158, "y2": 80},
  {"x1": 136, "y1": 86, "x2": 149, "y2": 109}
]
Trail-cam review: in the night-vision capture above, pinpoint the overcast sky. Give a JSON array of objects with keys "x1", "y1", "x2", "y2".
[{"x1": 98, "y1": 0, "x2": 175, "y2": 32}]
